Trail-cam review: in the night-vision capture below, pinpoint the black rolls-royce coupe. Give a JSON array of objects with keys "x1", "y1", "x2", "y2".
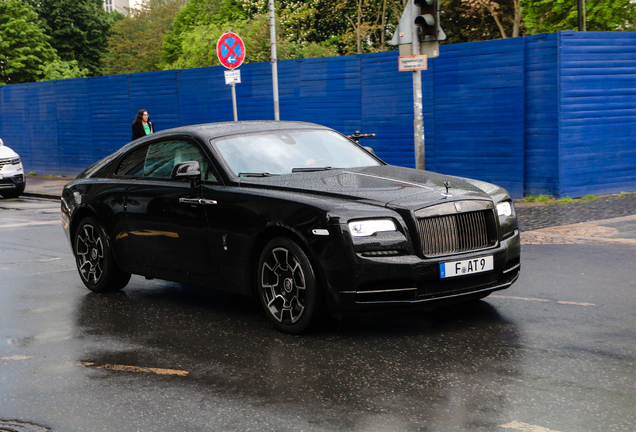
[{"x1": 62, "y1": 121, "x2": 520, "y2": 333}]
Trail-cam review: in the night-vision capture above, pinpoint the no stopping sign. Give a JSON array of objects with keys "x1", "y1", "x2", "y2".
[{"x1": 217, "y1": 33, "x2": 246, "y2": 69}]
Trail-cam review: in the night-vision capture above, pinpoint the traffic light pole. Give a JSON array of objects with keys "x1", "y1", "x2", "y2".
[{"x1": 411, "y1": 1, "x2": 425, "y2": 170}]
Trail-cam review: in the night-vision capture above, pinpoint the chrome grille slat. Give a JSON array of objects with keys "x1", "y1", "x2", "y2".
[{"x1": 417, "y1": 209, "x2": 497, "y2": 257}]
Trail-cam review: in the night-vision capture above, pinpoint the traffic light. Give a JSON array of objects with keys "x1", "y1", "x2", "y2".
[{"x1": 414, "y1": 0, "x2": 438, "y2": 42}]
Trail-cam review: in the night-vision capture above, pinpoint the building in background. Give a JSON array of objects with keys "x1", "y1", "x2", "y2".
[{"x1": 104, "y1": 0, "x2": 129, "y2": 14}]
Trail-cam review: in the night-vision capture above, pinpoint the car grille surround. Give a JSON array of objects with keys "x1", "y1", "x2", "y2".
[{"x1": 414, "y1": 201, "x2": 498, "y2": 257}]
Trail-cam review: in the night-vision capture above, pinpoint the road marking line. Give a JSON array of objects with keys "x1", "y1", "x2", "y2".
[
  {"x1": 1, "y1": 355, "x2": 33, "y2": 361},
  {"x1": 78, "y1": 361, "x2": 189, "y2": 376},
  {"x1": 39, "y1": 257, "x2": 62, "y2": 262},
  {"x1": 491, "y1": 295, "x2": 550, "y2": 302},
  {"x1": 500, "y1": 421, "x2": 562, "y2": 432},
  {"x1": 0, "y1": 221, "x2": 60, "y2": 228},
  {"x1": 557, "y1": 300, "x2": 595, "y2": 306},
  {"x1": 492, "y1": 295, "x2": 595, "y2": 307}
]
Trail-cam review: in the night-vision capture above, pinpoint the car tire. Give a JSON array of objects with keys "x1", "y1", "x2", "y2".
[
  {"x1": 257, "y1": 237, "x2": 322, "y2": 334},
  {"x1": 74, "y1": 217, "x2": 131, "y2": 293}
]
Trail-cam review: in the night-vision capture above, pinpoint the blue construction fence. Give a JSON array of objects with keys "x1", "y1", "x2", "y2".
[{"x1": 1, "y1": 31, "x2": 635, "y2": 198}]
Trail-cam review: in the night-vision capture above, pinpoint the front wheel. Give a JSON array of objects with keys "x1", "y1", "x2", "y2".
[
  {"x1": 257, "y1": 237, "x2": 322, "y2": 334},
  {"x1": 74, "y1": 217, "x2": 131, "y2": 293}
]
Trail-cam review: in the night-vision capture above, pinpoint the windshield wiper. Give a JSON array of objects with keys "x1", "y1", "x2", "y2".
[
  {"x1": 292, "y1": 167, "x2": 333, "y2": 173},
  {"x1": 238, "y1": 172, "x2": 276, "y2": 177}
]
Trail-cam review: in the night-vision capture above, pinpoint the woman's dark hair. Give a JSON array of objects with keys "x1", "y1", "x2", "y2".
[{"x1": 133, "y1": 109, "x2": 148, "y2": 125}]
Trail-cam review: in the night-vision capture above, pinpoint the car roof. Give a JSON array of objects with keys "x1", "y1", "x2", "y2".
[{"x1": 148, "y1": 121, "x2": 331, "y2": 142}]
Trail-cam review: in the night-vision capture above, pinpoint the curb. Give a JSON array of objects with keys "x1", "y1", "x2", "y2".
[{"x1": 22, "y1": 192, "x2": 61, "y2": 200}]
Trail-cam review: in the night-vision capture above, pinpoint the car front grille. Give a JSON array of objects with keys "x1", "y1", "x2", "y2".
[
  {"x1": 416, "y1": 209, "x2": 498, "y2": 257},
  {"x1": 0, "y1": 158, "x2": 12, "y2": 170}
]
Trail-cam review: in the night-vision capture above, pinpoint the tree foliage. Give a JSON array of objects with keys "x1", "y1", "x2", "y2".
[
  {"x1": 521, "y1": 0, "x2": 636, "y2": 34},
  {"x1": 27, "y1": 0, "x2": 120, "y2": 76},
  {"x1": 102, "y1": 0, "x2": 185, "y2": 75},
  {"x1": 41, "y1": 59, "x2": 89, "y2": 81},
  {"x1": 0, "y1": 0, "x2": 57, "y2": 84},
  {"x1": 162, "y1": 0, "x2": 246, "y2": 65}
]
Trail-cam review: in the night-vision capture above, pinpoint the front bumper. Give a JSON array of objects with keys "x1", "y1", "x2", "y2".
[
  {"x1": 322, "y1": 231, "x2": 521, "y2": 313},
  {"x1": 0, "y1": 173, "x2": 26, "y2": 194}
]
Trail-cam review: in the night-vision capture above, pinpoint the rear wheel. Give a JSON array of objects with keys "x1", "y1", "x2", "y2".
[
  {"x1": 257, "y1": 237, "x2": 321, "y2": 334},
  {"x1": 74, "y1": 217, "x2": 130, "y2": 292}
]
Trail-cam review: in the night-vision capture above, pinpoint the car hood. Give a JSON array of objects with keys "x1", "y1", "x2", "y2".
[
  {"x1": 0, "y1": 145, "x2": 19, "y2": 159},
  {"x1": 237, "y1": 166, "x2": 498, "y2": 210}
]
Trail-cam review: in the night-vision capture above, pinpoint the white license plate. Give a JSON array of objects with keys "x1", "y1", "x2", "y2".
[{"x1": 440, "y1": 256, "x2": 494, "y2": 278}]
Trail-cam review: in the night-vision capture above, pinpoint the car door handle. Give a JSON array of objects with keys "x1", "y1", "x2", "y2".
[{"x1": 179, "y1": 198, "x2": 217, "y2": 205}]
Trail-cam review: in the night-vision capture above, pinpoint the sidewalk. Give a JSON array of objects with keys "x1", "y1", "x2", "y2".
[{"x1": 21, "y1": 175, "x2": 636, "y2": 246}]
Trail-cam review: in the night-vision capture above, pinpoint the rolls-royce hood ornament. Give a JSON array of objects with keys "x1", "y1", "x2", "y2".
[{"x1": 442, "y1": 181, "x2": 453, "y2": 198}]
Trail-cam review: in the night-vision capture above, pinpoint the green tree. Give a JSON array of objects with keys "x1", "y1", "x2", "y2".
[
  {"x1": 162, "y1": 0, "x2": 246, "y2": 65},
  {"x1": 28, "y1": 0, "x2": 120, "y2": 76},
  {"x1": 41, "y1": 59, "x2": 89, "y2": 81},
  {"x1": 102, "y1": 0, "x2": 185, "y2": 75},
  {"x1": 0, "y1": 0, "x2": 57, "y2": 84},
  {"x1": 170, "y1": 13, "x2": 336, "y2": 70},
  {"x1": 521, "y1": 0, "x2": 636, "y2": 34}
]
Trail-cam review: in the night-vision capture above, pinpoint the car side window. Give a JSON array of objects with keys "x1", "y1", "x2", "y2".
[
  {"x1": 115, "y1": 145, "x2": 148, "y2": 177},
  {"x1": 143, "y1": 139, "x2": 217, "y2": 182},
  {"x1": 114, "y1": 140, "x2": 218, "y2": 183}
]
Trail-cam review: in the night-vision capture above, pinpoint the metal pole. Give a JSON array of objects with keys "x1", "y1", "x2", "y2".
[
  {"x1": 231, "y1": 82, "x2": 238, "y2": 121},
  {"x1": 269, "y1": 0, "x2": 280, "y2": 121},
  {"x1": 411, "y1": 0, "x2": 425, "y2": 170},
  {"x1": 577, "y1": 0, "x2": 586, "y2": 31}
]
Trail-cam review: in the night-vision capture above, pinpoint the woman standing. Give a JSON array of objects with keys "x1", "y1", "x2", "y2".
[{"x1": 132, "y1": 109, "x2": 155, "y2": 140}]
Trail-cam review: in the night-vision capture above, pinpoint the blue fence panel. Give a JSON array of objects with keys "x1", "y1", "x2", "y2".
[
  {"x1": 360, "y1": 51, "x2": 417, "y2": 168},
  {"x1": 557, "y1": 31, "x2": 636, "y2": 197},
  {"x1": 89, "y1": 74, "x2": 135, "y2": 159},
  {"x1": 177, "y1": 67, "x2": 234, "y2": 125},
  {"x1": 1, "y1": 32, "x2": 636, "y2": 197},
  {"x1": 434, "y1": 38, "x2": 526, "y2": 198},
  {"x1": 128, "y1": 70, "x2": 181, "y2": 133},
  {"x1": 297, "y1": 55, "x2": 362, "y2": 135},
  {"x1": 55, "y1": 79, "x2": 93, "y2": 175},
  {"x1": 524, "y1": 33, "x2": 560, "y2": 196},
  {"x1": 28, "y1": 81, "x2": 60, "y2": 175},
  {"x1": 0, "y1": 85, "x2": 31, "y2": 170}
]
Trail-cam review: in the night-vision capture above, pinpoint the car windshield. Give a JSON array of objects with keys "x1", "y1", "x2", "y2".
[{"x1": 212, "y1": 129, "x2": 381, "y2": 176}]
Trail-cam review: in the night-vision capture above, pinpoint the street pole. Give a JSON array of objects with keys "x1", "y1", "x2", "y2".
[
  {"x1": 231, "y1": 80, "x2": 238, "y2": 121},
  {"x1": 411, "y1": 0, "x2": 425, "y2": 170},
  {"x1": 269, "y1": 0, "x2": 280, "y2": 121},
  {"x1": 577, "y1": 0, "x2": 586, "y2": 31}
]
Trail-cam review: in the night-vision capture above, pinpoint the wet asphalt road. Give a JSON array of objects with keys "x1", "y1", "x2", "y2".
[{"x1": 1, "y1": 197, "x2": 635, "y2": 432}]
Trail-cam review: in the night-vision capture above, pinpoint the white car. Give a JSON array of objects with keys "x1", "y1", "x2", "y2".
[{"x1": 0, "y1": 138, "x2": 26, "y2": 198}]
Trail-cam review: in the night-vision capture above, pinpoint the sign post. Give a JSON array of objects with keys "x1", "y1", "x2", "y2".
[{"x1": 217, "y1": 32, "x2": 246, "y2": 122}]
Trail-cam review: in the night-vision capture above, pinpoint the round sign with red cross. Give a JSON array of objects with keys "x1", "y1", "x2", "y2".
[{"x1": 217, "y1": 32, "x2": 246, "y2": 69}]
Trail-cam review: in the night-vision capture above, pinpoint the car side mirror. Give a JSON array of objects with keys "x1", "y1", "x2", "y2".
[
  {"x1": 363, "y1": 146, "x2": 375, "y2": 156},
  {"x1": 171, "y1": 161, "x2": 201, "y2": 188}
]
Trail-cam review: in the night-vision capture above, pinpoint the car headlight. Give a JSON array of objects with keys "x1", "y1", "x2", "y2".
[
  {"x1": 348, "y1": 219, "x2": 397, "y2": 237},
  {"x1": 10, "y1": 157, "x2": 20, "y2": 165},
  {"x1": 497, "y1": 201, "x2": 512, "y2": 217}
]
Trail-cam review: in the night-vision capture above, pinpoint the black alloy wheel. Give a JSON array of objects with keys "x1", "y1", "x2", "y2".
[
  {"x1": 257, "y1": 237, "x2": 321, "y2": 334},
  {"x1": 74, "y1": 217, "x2": 131, "y2": 293}
]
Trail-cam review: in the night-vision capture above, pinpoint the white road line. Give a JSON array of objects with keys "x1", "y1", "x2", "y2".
[
  {"x1": 557, "y1": 300, "x2": 595, "y2": 306},
  {"x1": 491, "y1": 295, "x2": 550, "y2": 302},
  {"x1": 1, "y1": 355, "x2": 34, "y2": 361},
  {"x1": 0, "y1": 221, "x2": 60, "y2": 228},
  {"x1": 500, "y1": 421, "x2": 562, "y2": 432},
  {"x1": 492, "y1": 295, "x2": 595, "y2": 307}
]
